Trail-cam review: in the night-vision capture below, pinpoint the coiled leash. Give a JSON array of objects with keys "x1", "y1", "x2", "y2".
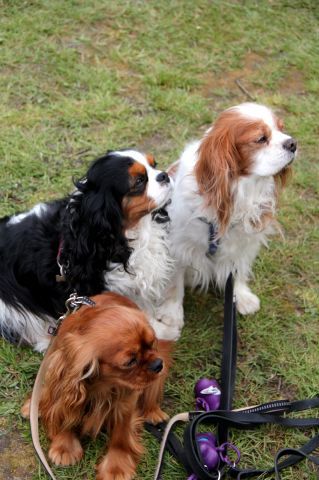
[
  {"x1": 29, "y1": 293, "x2": 95, "y2": 480},
  {"x1": 151, "y1": 273, "x2": 319, "y2": 479}
]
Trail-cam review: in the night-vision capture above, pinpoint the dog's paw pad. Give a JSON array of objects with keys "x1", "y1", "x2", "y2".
[
  {"x1": 236, "y1": 291, "x2": 260, "y2": 315},
  {"x1": 144, "y1": 407, "x2": 169, "y2": 424},
  {"x1": 21, "y1": 398, "x2": 31, "y2": 418},
  {"x1": 49, "y1": 438, "x2": 83, "y2": 466},
  {"x1": 96, "y1": 453, "x2": 135, "y2": 480}
]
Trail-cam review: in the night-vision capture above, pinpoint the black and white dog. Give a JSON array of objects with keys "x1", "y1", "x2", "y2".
[{"x1": 0, "y1": 149, "x2": 171, "y2": 351}]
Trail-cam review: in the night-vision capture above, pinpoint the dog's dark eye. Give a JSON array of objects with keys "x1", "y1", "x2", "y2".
[
  {"x1": 124, "y1": 357, "x2": 137, "y2": 368},
  {"x1": 256, "y1": 135, "x2": 268, "y2": 144},
  {"x1": 153, "y1": 161, "x2": 157, "y2": 169},
  {"x1": 135, "y1": 175, "x2": 146, "y2": 187}
]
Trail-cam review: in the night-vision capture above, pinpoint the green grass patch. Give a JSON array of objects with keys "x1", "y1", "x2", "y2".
[{"x1": 0, "y1": 1, "x2": 318, "y2": 479}]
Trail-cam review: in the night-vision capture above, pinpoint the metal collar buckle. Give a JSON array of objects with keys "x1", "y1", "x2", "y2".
[{"x1": 48, "y1": 292, "x2": 96, "y2": 336}]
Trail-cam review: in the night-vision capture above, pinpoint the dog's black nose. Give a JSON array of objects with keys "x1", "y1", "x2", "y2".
[
  {"x1": 148, "y1": 358, "x2": 163, "y2": 373},
  {"x1": 156, "y1": 172, "x2": 170, "y2": 184},
  {"x1": 283, "y1": 137, "x2": 297, "y2": 153}
]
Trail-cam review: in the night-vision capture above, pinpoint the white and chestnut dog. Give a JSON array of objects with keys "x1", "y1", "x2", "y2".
[
  {"x1": 166, "y1": 103, "x2": 297, "y2": 329},
  {"x1": 0, "y1": 150, "x2": 172, "y2": 351}
]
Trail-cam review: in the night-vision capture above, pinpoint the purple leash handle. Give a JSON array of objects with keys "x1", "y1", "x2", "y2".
[
  {"x1": 218, "y1": 442, "x2": 241, "y2": 466},
  {"x1": 195, "y1": 397, "x2": 210, "y2": 412}
]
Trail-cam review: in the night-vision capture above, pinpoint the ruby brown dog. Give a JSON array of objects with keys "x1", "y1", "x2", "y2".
[{"x1": 22, "y1": 292, "x2": 171, "y2": 480}]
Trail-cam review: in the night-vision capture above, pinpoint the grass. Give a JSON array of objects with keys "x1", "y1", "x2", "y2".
[{"x1": 0, "y1": 0, "x2": 319, "y2": 479}]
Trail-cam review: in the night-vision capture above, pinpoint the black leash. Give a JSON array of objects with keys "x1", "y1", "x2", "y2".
[
  {"x1": 218, "y1": 273, "x2": 236, "y2": 445},
  {"x1": 151, "y1": 273, "x2": 319, "y2": 479},
  {"x1": 150, "y1": 273, "x2": 237, "y2": 479},
  {"x1": 153, "y1": 397, "x2": 319, "y2": 479},
  {"x1": 145, "y1": 420, "x2": 193, "y2": 475}
]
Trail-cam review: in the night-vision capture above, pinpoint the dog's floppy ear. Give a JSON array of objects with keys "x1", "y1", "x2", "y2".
[
  {"x1": 40, "y1": 333, "x2": 98, "y2": 437},
  {"x1": 195, "y1": 124, "x2": 239, "y2": 233},
  {"x1": 166, "y1": 160, "x2": 180, "y2": 180},
  {"x1": 61, "y1": 166, "x2": 132, "y2": 295},
  {"x1": 274, "y1": 165, "x2": 292, "y2": 198}
]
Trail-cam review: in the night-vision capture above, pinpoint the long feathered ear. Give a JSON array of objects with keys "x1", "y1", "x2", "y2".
[
  {"x1": 195, "y1": 123, "x2": 240, "y2": 233},
  {"x1": 60, "y1": 174, "x2": 132, "y2": 295},
  {"x1": 274, "y1": 165, "x2": 292, "y2": 198},
  {"x1": 40, "y1": 333, "x2": 99, "y2": 438}
]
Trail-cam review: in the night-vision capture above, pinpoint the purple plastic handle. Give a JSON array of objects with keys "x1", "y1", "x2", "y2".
[
  {"x1": 194, "y1": 378, "x2": 221, "y2": 411},
  {"x1": 218, "y1": 442, "x2": 241, "y2": 465}
]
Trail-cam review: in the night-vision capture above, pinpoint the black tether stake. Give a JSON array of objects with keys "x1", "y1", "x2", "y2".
[{"x1": 218, "y1": 272, "x2": 237, "y2": 445}]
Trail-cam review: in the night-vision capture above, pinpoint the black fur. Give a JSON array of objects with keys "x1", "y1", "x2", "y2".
[{"x1": 0, "y1": 151, "x2": 143, "y2": 348}]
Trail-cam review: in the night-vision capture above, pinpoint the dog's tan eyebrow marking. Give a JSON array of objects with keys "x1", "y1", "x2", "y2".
[
  {"x1": 146, "y1": 154, "x2": 156, "y2": 167},
  {"x1": 128, "y1": 161, "x2": 147, "y2": 177}
]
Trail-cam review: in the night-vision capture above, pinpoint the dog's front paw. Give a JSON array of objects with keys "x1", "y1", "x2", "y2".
[
  {"x1": 151, "y1": 301, "x2": 184, "y2": 340},
  {"x1": 144, "y1": 406, "x2": 169, "y2": 425},
  {"x1": 96, "y1": 450, "x2": 136, "y2": 480},
  {"x1": 149, "y1": 318, "x2": 182, "y2": 341},
  {"x1": 49, "y1": 432, "x2": 83, "y2": 466},
  {"x1": 21, "y1": 397, "x2": 31, "y2": 418},
  {"x1": 235, "y1": 284, "x2": 260, "y2": 315}
]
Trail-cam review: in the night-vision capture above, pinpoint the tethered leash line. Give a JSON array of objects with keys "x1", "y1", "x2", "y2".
[
  {"x1": 29, "y1": 293, "x2": 95, "y2": 480},
  {"x1": 30, "y1": 341, "x2": 57, "y2": 480},
  {"x1": 153, "y1": 273, "x2": 236, "y2": 479},
  {"x1": 218, "y1": 273, "x2": 237, "y2": 445}
]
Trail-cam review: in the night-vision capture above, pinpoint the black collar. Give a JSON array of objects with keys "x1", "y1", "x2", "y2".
[
  {"x1": 198, "y1": 217, "x2": 219, "y2": 255},
  {"x1": 152, "y1": 206, "x2": 170, "y2": 224}
]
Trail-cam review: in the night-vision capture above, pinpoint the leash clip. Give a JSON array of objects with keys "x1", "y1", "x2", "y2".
[
  {"x1": 48, "y1": 292, "x2": 96, "y2": 336},
  {"x1": 66, "y1": 292, "x2": 96, "y2": 312}
]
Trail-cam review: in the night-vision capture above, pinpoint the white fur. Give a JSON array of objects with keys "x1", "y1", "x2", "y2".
[
  {"x1": 107, "y1": 215, "x2": 173, "y2": 309},
  {"x1": 2, "y1": 201, "x2": 54, "y2": 352},
  {"x1": 106, "y1": 214, "x2": 183, "y2": 340},
  {"x1": 167, "y1": 103, "x2": 296, "y2": 317},
  {"x1": 0, "y1": 299, "x2": 54, "y2": 352},
  {"x1": 7, "y1": 203, "x2": 48, "y2": 226},
  {"x1": 169, "y1": 154, "x2": 277, "y2": 291}
]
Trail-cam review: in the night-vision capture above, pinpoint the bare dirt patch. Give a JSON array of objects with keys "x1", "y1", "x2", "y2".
[
  {"x1": 201, "y1": 52, "x2": 266, "y2": 105},
  {"x1": 138, "y1": 133, "x2": 176, "y2": 162},
  {"x1": 0, "y1": 419, "x2": 36, "y2": 480},
  {"x1": 201, "y1": 52, "x2": 307, "y2": 105},
  {"x1": 278, "y1": 69, "x2": 306, "y2": 96},
  {"x1": 267, "y1": 374, "x2": 299, "y2": 401}
]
